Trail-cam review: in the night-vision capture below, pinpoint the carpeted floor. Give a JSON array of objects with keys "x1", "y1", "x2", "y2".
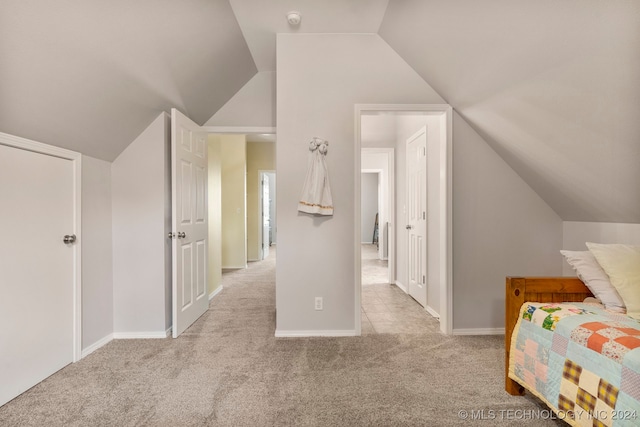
[{"x1": 0, "y1": 249, "x2": 563, "y2": 426}]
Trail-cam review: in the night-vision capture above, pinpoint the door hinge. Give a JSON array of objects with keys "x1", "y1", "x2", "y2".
[
  {"x1": 422, "y1": 275, "x2": 426, "y2": 284},
  {"x1": 423, "y1": 147, "x2": 426, "y2": 156},
  {"x1": 423, "y1": 212, "x2": 426, "y2": 220}
]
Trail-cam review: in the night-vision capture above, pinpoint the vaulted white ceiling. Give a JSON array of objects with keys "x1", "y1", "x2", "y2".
[
  {"x1": 0, "y1": 0, "x2": 256, "y2": 161},
  {"x1": 379, "y1": 0, "x2": 640, "y2": 222},
  {"x1": 229, "y1": 0, "x2": 389, "y2": 71},
  {"x1": 2, "y1": 1, "x2": 638, "y2": 222}
]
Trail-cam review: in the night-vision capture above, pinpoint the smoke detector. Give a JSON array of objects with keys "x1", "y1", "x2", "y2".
[{"x1": 286, "y1": 11, "x2": 301, "y2": 26}]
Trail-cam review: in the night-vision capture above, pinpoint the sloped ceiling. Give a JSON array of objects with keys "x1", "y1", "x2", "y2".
[
  {"x1": 0, "y1": 0, "x2": 256, "y2": 161},
  {"x1": 380, "y1": 0, "x2": 640, "y2": 223},
  {"x1": 230, "y1": 0, "x2": 389, "y2": 71}
]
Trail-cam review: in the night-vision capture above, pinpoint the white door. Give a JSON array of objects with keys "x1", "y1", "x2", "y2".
[
  {"x1": 407, "y1": 127, "x2": 428, "y2": 307},
  {"x1": 0, "y1": 144, "x2": 74, "y2": 406},
  {"x1": 262, "y1": 174, "x2": 270, "y2": 259},
  {"x1": 171, "y1": 109, "x2": 208, "y2": 338}
]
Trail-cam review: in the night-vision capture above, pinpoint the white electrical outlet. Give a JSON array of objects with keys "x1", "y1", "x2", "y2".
[{"x1": 315, "y1": 297, "x2": 323, "y2": 311}]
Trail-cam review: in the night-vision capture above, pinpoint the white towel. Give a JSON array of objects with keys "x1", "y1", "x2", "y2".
[{"x1": 298, "y1": 137, "x2": 334, "y2": 216}]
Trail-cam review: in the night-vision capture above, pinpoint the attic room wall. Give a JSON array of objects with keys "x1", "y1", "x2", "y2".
[
  {"x1": 276, "y1": 33, "x2": 446, "y2": 333},
  {"x1": 277, "y1": 33, "x2": 564, "y2": 333},
  {"x1": 562, "y1": 222, "x2": 640, "y2": 275},
  {"x1": 220, "y1": 135, "x2": 247, "y2": 269},
  {"x1": 111, "y1": 113, "x2": 171, "y2": 336},
  {"x1": 81, "y1": 156, "x2": 113, "y2": 352}
]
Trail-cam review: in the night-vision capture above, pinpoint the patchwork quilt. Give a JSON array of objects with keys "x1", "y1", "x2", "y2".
[{"x1": 509, "y1": 302, "x2": 640, "y2": 427}]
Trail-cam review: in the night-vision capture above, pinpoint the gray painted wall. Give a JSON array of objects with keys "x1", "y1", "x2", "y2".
[
  {"x1": 81, "y1": 155, "x2": 113, "y2": 350},
  {"x1": 111, "y1": 113, "x2": 171, "y2": 334}
]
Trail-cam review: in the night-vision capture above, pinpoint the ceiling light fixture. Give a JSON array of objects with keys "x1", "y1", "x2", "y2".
[{"x1": 286, "y1": 11, "x2": 301, "y2": 26}]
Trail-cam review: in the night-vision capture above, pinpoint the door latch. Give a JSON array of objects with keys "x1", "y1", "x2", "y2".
[{"x1": 63, "y1": 234, "x2": 77, "y2": 244}]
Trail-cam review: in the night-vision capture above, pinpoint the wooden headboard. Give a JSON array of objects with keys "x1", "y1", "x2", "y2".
[{"x1": 504, "y1": 277, "x2": 593, "y2": 395}]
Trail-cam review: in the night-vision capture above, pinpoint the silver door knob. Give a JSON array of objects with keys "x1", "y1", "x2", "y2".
[
  {"x1": 177, "y1": 232, "x2": 186, "y2": 239},
  {"x1": 63, "y1": 234, "x2": 77, "y2": 244},
  {"x1": 406, "y1": 225, "x2": 413, "y2": 230},
  {"x1": 168, "y1": 232, "x2": 175, "y2": 239}
]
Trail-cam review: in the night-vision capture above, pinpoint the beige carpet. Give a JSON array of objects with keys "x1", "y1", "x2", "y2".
[{"x1": 0, "y1": 249, "x2": 562, "y2": 426}]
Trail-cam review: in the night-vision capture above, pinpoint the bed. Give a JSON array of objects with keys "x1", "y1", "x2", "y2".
[{"x1": 505, "y1": 277, "x2": 640, "y2": 426}]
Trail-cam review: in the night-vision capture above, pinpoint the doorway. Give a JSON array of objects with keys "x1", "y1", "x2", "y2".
[
  {"x1": 259, "y1": 171, "x2": 276, "y2": 260},
  {"x1": 355, "y1": 105, "x2": 453, "y2": 335}
]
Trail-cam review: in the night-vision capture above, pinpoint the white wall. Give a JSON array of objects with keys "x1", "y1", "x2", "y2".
[
  {"x1": 111, "y1": 113, "x2": 171, "y2": 335},
  {"x1": 361, "y1": 173, "x2": 379, "y2": 243},
  {"x1": 562, "y1": 221, "x2": 640, "y2": 275},
  {"x1": 81, "y1": 155, "x2": 114, "y2": 350},
  {"x1": 452, "y1": 111, "x2": 563, "y2": 331},
  {"x1": 276, "y1": 34, "x2": 446, "y2": 334}
]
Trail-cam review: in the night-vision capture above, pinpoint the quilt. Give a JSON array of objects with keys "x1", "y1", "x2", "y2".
[{"x1": 509, "y1": 302, "x2": 640, "y2": 426}]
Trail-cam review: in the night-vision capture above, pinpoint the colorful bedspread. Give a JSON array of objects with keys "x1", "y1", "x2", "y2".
[{"x1": 509, "y1": 302, "x2": 640, "y2": 427}]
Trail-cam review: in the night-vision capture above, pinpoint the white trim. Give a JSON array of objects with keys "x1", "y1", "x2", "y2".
[
  {"x1": 425, "y1": 306, "x2": 440, "y2": 320},
  {"x1": 247, "y1": 258, "x2": 260, "y2": 262},
  {"x1": 0, "y1": 131, "x2": 83, "y2": 362},
  {"x1": 354, "y1": 104, "x2": 453, "y2": 336},
  {"x1": 275, "y1": 330, "x2": 357, "y2": 338},
  {"x1": 81, "y1": 334, "x2": 114, "y2": 358},
  {"x1": 208, "y1": 285, "x2": 224, "y2": 301},
  {"x1": 201, "y1": 126, "x2": 276, "y2": 134},
  {"x1": 453, "y1": 328, "x2": 505, "y2": 336},
  {"x1": 113, "y1": 329, "x2": 171, "y2": 339},
  {"x1": 222, "y1": 264, "x2": 248, "y2": 269},
  {"x1": 395, "y1": 280, "x2": 408, "y2": 293}
]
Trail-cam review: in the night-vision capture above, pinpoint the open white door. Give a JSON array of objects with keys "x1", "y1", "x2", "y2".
[
  {"x1": 407, "y1": 127, "x2": 428, "y2": 307},
  {"x1": 262, "y1": 174, "x2": 270, "y2": 259},
  {"x1": 171, "y1": 109, "x2": 208, "y2": 337}
]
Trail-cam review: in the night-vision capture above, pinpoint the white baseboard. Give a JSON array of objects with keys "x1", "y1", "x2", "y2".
[
  {"x1": 209, "y1": 285, "x2": 224, "y2": 300},
  {"x1": 222, "y1": 265, "x2": 247, "y2": 270},
  {"x1": 395, "y1": 280, "x2": 408, "y2": 293},
  {"x1": 452, "y1": 328, "x2": 505, "y2": 336},
  {"x1": 247, "y1": 258, "x2": 260, "y2": 262},
  {"x1": 425, "y1": 306, "x2": 440, "y2": 319},
  {"x1": 81, "y1": 333, "x2": 114, "y2": 358},
  {"x1": 113, "y1": 328, "x2": 171, "y2": 339},
  {"x1": 275, "y1": 330, "x2": 357, "y2": 338}
]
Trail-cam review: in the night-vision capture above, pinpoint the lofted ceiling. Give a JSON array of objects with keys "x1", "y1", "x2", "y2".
[
  {"x1": 379, "y1": 0, "x2": 640, "y2": 223},
  {"x1": 1, "y1": 1, "x2": 637, "y2": 222},
  {"x1": 0, "y1": 0, "x2": 256, "y2": 161}
]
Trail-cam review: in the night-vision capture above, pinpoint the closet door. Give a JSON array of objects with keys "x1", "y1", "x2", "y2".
[{"x1": 0, "y1": 144, "x2": 75, "y2": 406}]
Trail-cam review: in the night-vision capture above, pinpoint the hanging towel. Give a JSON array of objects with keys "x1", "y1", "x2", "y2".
[{"x1": 298, "y1": 137, "x2": 334, "y2": 216}]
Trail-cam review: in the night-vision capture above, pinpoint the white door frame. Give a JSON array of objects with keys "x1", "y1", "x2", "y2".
[
  {"x1": 354, "y1": 104, "x2": 453, "y2": 335},
  {"x1": 0, "y1": 131, "x2": 82, "y2": 361},
  {"x1": 361, "y1": 147, "x2": 395, "y2": 283},
  {"x1": 258, "y1": 170, "x2": 276, "y2": 260}
]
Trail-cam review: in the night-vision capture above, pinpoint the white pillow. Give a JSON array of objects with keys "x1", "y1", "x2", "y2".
[
  {"x1": 586, "y1": 242, "x2": 640, "y2": 320},
  {"x1": 560, "y1": 250, "x2": 626, "y2": 313}
]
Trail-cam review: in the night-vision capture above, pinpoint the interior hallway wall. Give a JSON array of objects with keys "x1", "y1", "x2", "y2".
[
  {"x1": 246, "y1": 141, "x2": 276, "y2": 261},
  {"x1": 220, "y1": 135, "x2": 247, "y2": 268},
  {"x1": 361, "y1": 173, "x2": 379, "y2": 244},
  {"x1": 207, "y1": 135, "x2": 223, "y2": 296}
]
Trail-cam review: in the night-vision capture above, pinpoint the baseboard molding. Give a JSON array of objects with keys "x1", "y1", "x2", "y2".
[
  {"x1": 81, "y1": 333, "x2": 114, "y2": 358},
  {"x1": 395, "y1": 280, "x2": 408, "y2": 293},
  {"x1": 275, "y1": 330, "x2": 357, "y2": 338},
  {"x1": 209, "y1": 285, "x2": 224, "y2": 301},
  {"x1": 247, "y1": 258, "x2": 260, "y2": 262},
  {"x1": 222, "y1": 265, "x2": 247, "y2": 270},
  {"x1": 425, "y1": 306, "x2": 440, "y2": 319},
  {"x1": 452, "y1": 328, "x2": 505, "y2": 336},
  {"x1": 113, "y1": 328, "x2": 171, "y2": 339}
]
